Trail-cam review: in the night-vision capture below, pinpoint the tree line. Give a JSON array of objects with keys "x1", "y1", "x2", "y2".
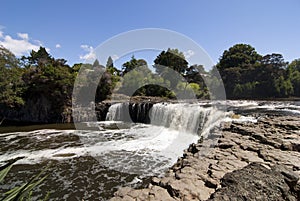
[
  {"x1": 216, "y1": 44, "x2": 300, "y2": 99},
  {"x1": 0, "y1": 43, "x2": 299, "y2": 121}
]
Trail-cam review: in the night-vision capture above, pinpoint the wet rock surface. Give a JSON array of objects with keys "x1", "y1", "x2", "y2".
[{"x1": 111, "y1": 115, "x2": 300, "y2": 200}]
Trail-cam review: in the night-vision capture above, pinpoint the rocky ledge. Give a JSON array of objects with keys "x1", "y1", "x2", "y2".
[{"x1": 111, "y1": 115, "x2": 300, "y2": 201}]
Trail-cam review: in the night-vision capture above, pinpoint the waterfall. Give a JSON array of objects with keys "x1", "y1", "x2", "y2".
[
  {"x1": 105, "y1": 103, "x2": 131, "y2": 121},
  {"x1": 149, "y1": 103, "x2": 214, "y2": 134},
  {"x1": 106, "y1": 102, "x2": 153, "y2": 123},
  {"x1": 106, "y1": 102, "x2": 224, "y2": 136}
]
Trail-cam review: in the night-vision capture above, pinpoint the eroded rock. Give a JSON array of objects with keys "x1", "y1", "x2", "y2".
[
  {"x1": 208, "y1": 163, "x2": 299, "y2": 201},
  {"x1": 111, "y1": 115, "x2": 300, "y2": 201}
]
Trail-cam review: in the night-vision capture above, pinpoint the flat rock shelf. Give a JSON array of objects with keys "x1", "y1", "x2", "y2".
[{"x1": 111, "y1": 115, "x2": 300, "y2": 201}]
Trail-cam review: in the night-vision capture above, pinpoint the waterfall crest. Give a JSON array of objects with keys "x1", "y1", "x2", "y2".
[
  {"x1": 149, "y1": 103, "x2": 214, "y2": 134},
  {"x1": 106, "y1": 102, "x2": 223, "y2": 135},
  {"x1": 106, "y1": 103, "x2": 131, "y2": 121}
]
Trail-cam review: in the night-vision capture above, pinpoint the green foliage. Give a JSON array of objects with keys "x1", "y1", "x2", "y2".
[
  {"x1": 0, "y1": 158, "x2": 49, "y2": 201},
  {"x1": 216, "y1": 43, "x2": 299, "y2": 99},
  {"x1": 122, "y1": 56, "x2": 147, "y2": 75},
  {"x1": 216, "y1": 44, "x2": 263, "y2": 98},
  {"x1": 118, "y1": 65, "x2": 151, "y2": 95},
  {"x1": 154, "y1": 48, "x2": 188, "y2": 74},
  {"x1": 0, "y1": 165, "x2": 13, "y2": 183},
  {"x1": 1, "y1": 42, "x2": 300, "y2": 123},
  {"x1": 233, "y1": 82, "x2": 258, "y2": 98},
  {"x1": 154, "y1": 49, "x2": 188, "y2": 88},
  {"x1": 118, "y1": 65, "x2": 176, "y2": 98},
  {"x1": 287, "y1": 59, "x2": 300, "y2": 96},
  {"x1": 187, "y1": 83, "x2": 206, "y2": 98},
  {"x1": 217, "y1": 44, "x2": 262, "y2": 70},
  {"x1": 175, "y1": 82, "x2": 205, "y2": 99},
  {"x1": 0, "y1": 46, "x2": 25, "y2": 108},
  {"x1": 21, "y1": 49, "x2": 75, "y2": 120}
]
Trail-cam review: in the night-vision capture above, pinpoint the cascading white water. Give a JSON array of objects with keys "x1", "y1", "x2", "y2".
[
  {"x1": 149, "y1": 103, "x2": 213, "y2": 134},
  {"x1": 106, "y1": 103, "x2": 130, "y2": 121},
  {"x1": 105, "y1": 102, "x2": 224, "y2": 137},
  {"x1": 1, "y1": 100, "x2": 297, "y2": 200}
]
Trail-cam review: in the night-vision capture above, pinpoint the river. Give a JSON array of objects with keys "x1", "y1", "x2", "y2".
[{"x1": 0, "y1": 100, "x2": 299, "y2": 200}]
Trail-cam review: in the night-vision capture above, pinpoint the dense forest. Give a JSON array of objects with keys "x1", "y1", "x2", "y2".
[{"x1": 0, "y1": 44, "x2": 299, "y2": 123}]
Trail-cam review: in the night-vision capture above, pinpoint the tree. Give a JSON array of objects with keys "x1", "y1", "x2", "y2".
[
  {"x1": 217, "y1": 44, "x2": 262, "y2": 70},
  {"x1": 122, "y1": 56, "x2": 147, "y2": 75},
  {"x1": 289, "y1": 59, "x2": 300, "y2": 71},
  {"x1": 106, "y1": 56, "x2": 114, "y2": 68},
  {"x1": 185, "y1": 64, "x2": 206, "y2": 84},
  {"x1": 0, "y1": 46, "x2": 25, "y2": 107},
  {"x1": 153, "y1": 49, "x2": 188, "y2": 89},
  {"x1": 21, "y1": 47, "x2": 53, "y2": 67},
  {"x1": 92, "y1": 59, "x2": 100, "y2": 67},
  {"x1": 22, "y1": 47, "x2": 75, "y2": 121},
  {"x1": 287, "y1": 59, "x2": 300, "y2": 96},
  {"x1": 106, "y1": 56, "x2": 120, "y2": 77},
  {"x1": 255, "y1": 53, "x2": 288, "y2": 97},
  {"x1": 261, "y1": 53, "x2": 287, "y2": 69},
  {"x1": 216, "y1": 44, "x2": 262, "y2": 98},
  {"x1": 154, "y1": 48, "x2": 188, "y2": 75}
]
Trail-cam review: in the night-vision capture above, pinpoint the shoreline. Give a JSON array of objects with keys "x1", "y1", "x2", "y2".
[{"x1": 111, "y1": 115, "x2": 300, "y2": 200}]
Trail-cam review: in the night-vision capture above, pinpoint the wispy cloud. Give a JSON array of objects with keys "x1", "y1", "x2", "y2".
[
  {"x1": 79, "y1": 44, "x2": 96, "y2": 61},
  {"x1": 0, "y1": 31, "x2": 46, "y2": 56},
  {"x1": 17, "y1": 33, "x2": 29, "y2": 40},
  {"x1": 55, "y1": 44, "x2": 61, "y2": 48},
  {"x1": 184, "y1": 49, "x2": 195, "y2": 59},
  {"x1": 111, "y1": 54, "x2": 119, "y2": 61}
]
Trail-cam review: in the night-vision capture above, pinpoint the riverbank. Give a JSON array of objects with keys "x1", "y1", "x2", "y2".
[{"x1": 111, "y1": 115, "x2": 300, "y2": 200}]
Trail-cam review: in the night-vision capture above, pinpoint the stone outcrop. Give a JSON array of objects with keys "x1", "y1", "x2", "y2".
[
  {"x1": 208, "y1": 163, "x2": 299, "y2": 201},
  {"x1": 0, "y1": 95, "x2": 73, "y2": 124},
  {"x1": 111, "y1": 115, "x2": 300, "y2": 200}
]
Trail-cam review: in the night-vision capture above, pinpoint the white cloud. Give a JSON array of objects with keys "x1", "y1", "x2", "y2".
[
  {"x1": 0, "y1": 31, "x2": 3, "y2": 38},
  {"x1": 184, "y1": 49, "x2": 195, "y2": 59},
  {"x1": 0, "y1": 31, "x2": 45, "y2": 56},
  {"x1": 17, "y1": 33, "x2": 29, "y2": 40},
  {"x1": 79, "y1": 44, "x2": 96, "y2": 61},
  {"x1": 55, "y1": 44, "x2": 61, "y2": 48}
]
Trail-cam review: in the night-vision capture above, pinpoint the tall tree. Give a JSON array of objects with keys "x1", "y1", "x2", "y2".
[
  {"x1": 21, "y1": 47, "x2": 53, "y2": 67},
  {"x1": 154, "y1": 48, "x2": 188, "y2": 75},
  {"x1": 22, "y1": 47, "x2": 75, "y2": 121},
  {"x1": 154, "y1": 48, "x2": 188, "y2": 88},
  {"x1": 92, "y1": 59, "x2": 100, "y2": 67},
  {"x1": 261, "y1": 53, "x2": 287, "y2": 69},
  {"x1": 256, "y1": 53, "x2": 289, "y2": 97},
  {"x1": 287, "y1": 59, "x2": 300, "y2": 96},
  {"x1": 106, "y1": 56, "x2": 114, "y2": 68},
  {"x1": 216, "y1": 44, "x2": 262, "y2": 98},
  {"x1": 122, "y1": 56, "x2": 147, "y2": 75},
  {"x1": 0, "y1": 46, "x2": 24, "y2": 107},
  {"x1": 217, "y1": 44, "x2": 262, "y2": 70}
]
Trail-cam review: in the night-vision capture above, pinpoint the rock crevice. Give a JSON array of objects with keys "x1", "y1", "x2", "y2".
[{"x1": 111, "y1": 115, "x2": 300, "y2": 201}]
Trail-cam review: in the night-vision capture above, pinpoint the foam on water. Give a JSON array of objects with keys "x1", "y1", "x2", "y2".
[
  {"x1": 226, "y1": 100, "x2": 300, "y2": 116},
  {"x1": 226, "y1": 100, "x2": 259, "y2": 108},
  {"x1": 0, "y1": 125, "x2": 197, "y2": 176},
  {"x1": 1, "y1": 102, "x2": 225, "y2": 178},
  {"x1": 1, "y1": 100, "x2": 298, "y2": 200}
]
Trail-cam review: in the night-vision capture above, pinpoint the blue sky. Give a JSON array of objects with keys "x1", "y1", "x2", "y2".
[{"x1": 0, "y1": 0, "x2": 299, "y2": 68}]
